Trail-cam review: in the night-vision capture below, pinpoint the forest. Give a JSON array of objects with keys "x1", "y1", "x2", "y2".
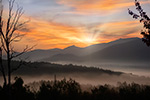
[{"x1": 1, "y1": 77, "x2": 150, "y2": 100}]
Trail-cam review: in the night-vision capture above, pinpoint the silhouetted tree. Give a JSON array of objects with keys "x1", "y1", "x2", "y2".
[
  {"x1": 1, "y1": 78, "x2": 150, "y2": 100},
  {"x1": 11, "y1": 77, "x2": 35, "y2": 100},
  {"x1": 0, "y1": 0, "x2": 33, "y2": 87},
  {"x1": 128, "y1": 0, "x2": 150, "y2": 46},
  {"x1": 0, "y1": 0, "x2": 34, "y2": 99},
  {"x1": 0, "y1": 77, "x2": 35, "y2": 100},
  {"x1": 37, "y1": 78, "x2": 81, "y2": 100}
]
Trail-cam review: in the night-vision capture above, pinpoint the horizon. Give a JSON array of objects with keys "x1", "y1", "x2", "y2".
[{"x1": 29, "y1": 37, "x2": 141, "y2": 50}]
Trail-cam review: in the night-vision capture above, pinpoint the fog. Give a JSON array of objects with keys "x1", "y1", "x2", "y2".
[
  {"x1": 1, "y1": 61, "x2": 150, "y2": 87},
  {"x1": 1, "y1": 72, "x2": 150, "y2": 87},
  {"x1": 13, "y1": 73, "x2": 150, "y2": 87},
  {"x1": 52, "y1": 61, "x2": 150, "y2": 77}
]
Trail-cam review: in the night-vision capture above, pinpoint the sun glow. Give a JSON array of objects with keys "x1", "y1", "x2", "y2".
[
  {"x1": 80, "y1": 36, "x2": 98, "y2": 45},
  {"x1": 84, "y1": 38, "x2": 95, "y2": 43}
]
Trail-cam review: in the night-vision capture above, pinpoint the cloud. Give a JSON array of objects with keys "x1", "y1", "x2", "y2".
[
  {"x1": 95, "y1": 21, "x2": 142, "y2": 42},
  {"x1": 17, "y1": 17, "x2": 91, "y2": 50},
  {"x1": 2, "y1": 0, "x2": 148, "y2": 51},
  {"x1": 18, "y1": 18, "x2": 142, "y2": 50},
  {"x1": 57, "y1": 0, "x2": 150, "y2": 15},
  {"x1": 57, "y1": 0, "x2": 127, "y2": 13}
]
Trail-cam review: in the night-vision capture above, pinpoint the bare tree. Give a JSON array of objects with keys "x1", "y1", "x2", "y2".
[
  {"x1": 0, "y1": 0, "x2": 33, "y2": 88},
  {"x1": 128, "y1": 0, "x2": 150, "y2": 46}
]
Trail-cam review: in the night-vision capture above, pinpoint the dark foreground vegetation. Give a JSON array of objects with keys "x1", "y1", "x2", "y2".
[{"x1": 0, "y1": 77, "x2": 150, "y2": 100}]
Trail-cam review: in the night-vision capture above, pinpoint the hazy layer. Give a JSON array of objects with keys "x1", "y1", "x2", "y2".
[{"x1": 53, "y1": 61, "x2": 150, "y2": 77}]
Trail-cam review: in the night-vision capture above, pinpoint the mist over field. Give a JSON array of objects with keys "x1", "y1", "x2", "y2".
[
  {"x1": 1, "y1": 61, "x2": 150, "y2": 86},
  {"x1": 54, "y1": 61, "x2": 150, "y2": 77}
]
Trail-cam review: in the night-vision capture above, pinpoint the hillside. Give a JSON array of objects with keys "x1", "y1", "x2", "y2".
[
  {"x1": 5, "y1": 61, "x2": 122, "y2": 76},
  {"x1": 1, "y1": 61, "x2": 150, "y2": 85}
]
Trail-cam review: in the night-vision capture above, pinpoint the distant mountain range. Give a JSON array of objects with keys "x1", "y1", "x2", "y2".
[{"x1": 17, "y1": 37, "x2": 150, "y2": 63}]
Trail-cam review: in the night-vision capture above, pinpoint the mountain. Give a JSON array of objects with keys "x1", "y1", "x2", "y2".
[
  {"x1": 16, "y1": 37, "x2": 150, "y2": 63},
  {"x1": 85, "y1": 38, "x2": 150, "y2": 63},
  {"x1": 83, "y1": 37, "x2": 137, "y2": 54},
  {"x1": 47, "y1": 54, "x2": 81, "y2": 62},
  {"x1": 44, "y1": 37, "x2": 147, "y2": 63},
  {"x1": 19, "y1": 48, "x2": 62, "y2": 61},
  {"x1": 62, "y1": 45, "x2": 83, "y2": 55}
]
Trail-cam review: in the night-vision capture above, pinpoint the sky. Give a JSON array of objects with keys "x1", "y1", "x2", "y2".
[{"x1": 2, "y1": 0, "x2": 150, "y2": 50}]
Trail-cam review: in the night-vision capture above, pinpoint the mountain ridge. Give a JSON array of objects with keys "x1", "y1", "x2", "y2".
[{"x1": 15, "y1": 37, "x2": 150, "y2": 63}]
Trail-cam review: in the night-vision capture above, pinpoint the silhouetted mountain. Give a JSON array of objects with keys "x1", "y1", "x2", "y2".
[
  {"x1": 47, "y1": 54, "x2": 81, "y2": 62},
  {"x1": 85, "y1": 38, "x2": 150, "y2": 62},
  {"x1": 19, "y1": 48, "x2": 62, "y2": 61},
  {"x1": 40, "y1": 45, "x2": 83, "y2": 62},
  {"x1": 16, "y1": 37, "x2": 150, "y2": 63},
  {"x1": 63, "y1": 45, "x2": 83, "y2": 55},
  {"x1": 45, "y1": 37, "x2": 149, "y2": 63},
  {"x1": 83, "y1": 37, "x2": 137, "y2": 54}
]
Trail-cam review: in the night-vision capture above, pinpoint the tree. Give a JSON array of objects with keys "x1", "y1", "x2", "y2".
[
  {"x1": 128, "y1": 0, "x2": 150, "y2": 46},
  {"x1": 0, "y1": 0, "x2": 33, "y2": 87}
]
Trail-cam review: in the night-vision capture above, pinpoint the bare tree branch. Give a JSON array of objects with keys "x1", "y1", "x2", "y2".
[
  {"x1": 6, "y1": 0, "x2": 15, "y2": 37},
  {"x1": 10, "y1": 45, "x2": 35, "y2": 59},
  {"x1": 10, "y1": 33, "x2": 24, "y2": 42},
  {"x1": 0, "y1": 1, "x2": 6, "y2": 42},
  {"x1": 0, "y1": 37, "x2": 7, "y2": 52}
]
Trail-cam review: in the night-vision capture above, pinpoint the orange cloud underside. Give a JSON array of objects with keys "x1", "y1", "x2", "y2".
[
  {"x1": 19, "y1": 18, "x2": 93, "y2": 50},
  {"x1": 16, "y1": 17, "x2": 142, "y2": 50},
  {"x1": 58, "y1": 0, "x2": 150, "y2": 14},
  {"x1": 96, "y1": 21, "x2": 142, "y2": 42},
  {"x1": 1, "y1": 0, "x2": 147, "y2": 52},
  {"x1": 59, "y1": 0, "x2": 121, "y2": 10}
]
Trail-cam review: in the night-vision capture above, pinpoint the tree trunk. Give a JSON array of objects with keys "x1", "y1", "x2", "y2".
[
  {"x1": 6, "y1": 42, "x2": 11, "y2": 86},
  {"x1": 6, "y1": 43, "x2": 11, "y2": 100},
  {"x1": 7, "y1": 50, "x2": 11, "y2": 86},
  {"x1": 0, "y1": 49, "x2": 7, "y2": 87},
  {"x1": 0, "y1": 59, "x2": 7, "y2": 87},
  {"x1": 8, "y1": 56, "x2": 11, "y2": 100}
]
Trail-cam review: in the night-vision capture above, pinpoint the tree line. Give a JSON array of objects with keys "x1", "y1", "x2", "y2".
[{"x1": 0, "y1": 77, "x2": 150, "y2": 100}]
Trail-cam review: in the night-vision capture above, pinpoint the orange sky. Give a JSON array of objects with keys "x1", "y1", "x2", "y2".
[
  {"x1": 2, "y1": 0, "x2": 150, "y2": 51},
  {"x1": 16, "y1": 18, "x2": 142, "y2": 50}
]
